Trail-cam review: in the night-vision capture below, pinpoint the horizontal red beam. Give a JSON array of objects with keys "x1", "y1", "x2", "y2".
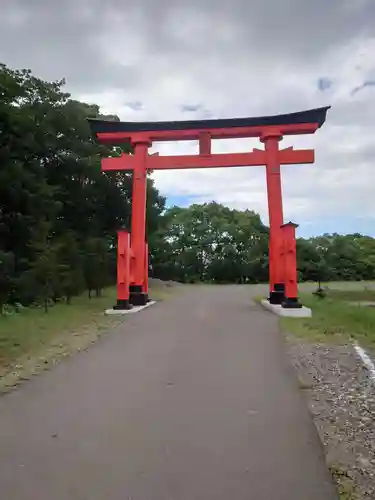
[
  {"x1": 102, "y1": 147, "x2": 315, "y2": 172},
  {"x1": 97, "y1": 122, "x2": 319, "y2": 145}
]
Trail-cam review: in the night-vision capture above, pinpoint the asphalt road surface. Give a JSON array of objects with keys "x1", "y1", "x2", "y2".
[{"x1": 0, "y1": 286, "x2": 337, "y2": 499}]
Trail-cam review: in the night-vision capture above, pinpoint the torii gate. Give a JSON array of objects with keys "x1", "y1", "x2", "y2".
[{"x1": 88, "y1": 106, "x2": 330, "y2": 310}]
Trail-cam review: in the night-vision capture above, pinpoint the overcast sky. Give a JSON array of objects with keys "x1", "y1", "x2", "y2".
[{"x1": 1, "y1": 0, "x2": 375, "y2": 236}]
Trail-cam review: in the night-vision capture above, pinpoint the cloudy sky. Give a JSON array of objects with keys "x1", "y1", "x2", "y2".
[{"x1": 1, "y1": 0, "x2": 375, "y2": 237}]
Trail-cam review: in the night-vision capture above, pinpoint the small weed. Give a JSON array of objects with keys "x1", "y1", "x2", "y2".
[
  {"x1": 297, "y1": 379, "x2": 313, "y2": 390},
  {"x1": 330, "y1": 464, "x2": 358, "y2": 500}
]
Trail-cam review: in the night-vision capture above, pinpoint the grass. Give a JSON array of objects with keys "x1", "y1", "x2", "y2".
[
  {"x1": 300, "y1": 280, "x2": 375, "y2": 292},
  {"x1": 0, "y1": 283, "x2": 174, "y2": 392},
  {"x1": 330, "y1": 465, "x2": 358, "y2": 500},
  {"x1": 280, "y1": 287, "x2": 375, "y2": 348}
]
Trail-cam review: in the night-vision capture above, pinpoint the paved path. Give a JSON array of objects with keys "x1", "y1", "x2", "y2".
[{"x1": 0, "y1": 286, "x2": 337, "y2": 499}]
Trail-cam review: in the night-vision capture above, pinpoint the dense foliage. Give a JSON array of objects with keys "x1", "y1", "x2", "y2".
[
  {"x1": 150, "y1": 203, "x2": 375, "y2": 284},
  {"x1": 0, "y1": 63, "x2": 165, "y2": 311},
  {"x1": 1, "y1": 63, "x2": 374, "y2": 311},
  {"x1": 150, "y1": 203, "x2": 269, "y2": 283}
]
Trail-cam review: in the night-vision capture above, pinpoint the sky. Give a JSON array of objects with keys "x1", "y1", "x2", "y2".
[{"x1": 1, "y1": 0, "x2": 375, "y2": 237}]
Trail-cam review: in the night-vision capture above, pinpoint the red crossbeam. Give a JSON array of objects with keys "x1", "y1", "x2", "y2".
[
  {"x1": 101, "y1": 147, "x2": 314, "y2": 172},
  {"x1": 97, "y1": 122, "x2": 319, "y2": 144}
]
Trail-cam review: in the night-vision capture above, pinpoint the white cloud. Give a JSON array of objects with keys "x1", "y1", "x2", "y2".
[{"x1": 0, "y1": 0, "x2": 374, "y2": 235}]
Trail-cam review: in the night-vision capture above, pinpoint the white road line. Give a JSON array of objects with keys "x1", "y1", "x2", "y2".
[{"x1": 353, "y1": 342, "x2": 375, "y2": 382}]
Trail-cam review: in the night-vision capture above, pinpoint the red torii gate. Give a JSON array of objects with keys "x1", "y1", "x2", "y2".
[{"x1": 88, "y1": 106, "x2": 330, "y2": 310}]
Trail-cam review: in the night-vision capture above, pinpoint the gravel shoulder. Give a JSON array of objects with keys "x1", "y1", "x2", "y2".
[{"x1": 285, "y1": 333, "x2": 375, "y2": 499}]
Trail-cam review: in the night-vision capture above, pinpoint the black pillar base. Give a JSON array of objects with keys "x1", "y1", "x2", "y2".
[
  {"x1": 129, "y1": 285, "x2": 149, "y2": 306},
  {"x1": 129, "y1": 292, "x2": 149, "y2": 306},
  {"x1": 113, "y1": 299, "x2": 132, "y2": 310},
  {"x1": 282, "y1": 297, "x2": 302, "y2": 309},
  {"x1": 269, "y1": 291, "x2": 284, "y2": 304},
  {"x1": 129, "y1": 285, "x2": 148, "y2": 306},
  {"x1": 269, "y1": 283, "x2": 285, "y2": 304}
]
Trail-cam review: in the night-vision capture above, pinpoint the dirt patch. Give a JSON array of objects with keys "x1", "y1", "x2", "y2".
[{"x1": 285, "y1": 333, "x2": 375, "y2": 499}]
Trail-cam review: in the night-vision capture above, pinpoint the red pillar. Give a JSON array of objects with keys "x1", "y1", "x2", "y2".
[
  {"x1": 281, "y1": 222, "x2": 301, "y2": 308},
  {"x1": 115, "y1": 230, "x2": 131, "y2": 309},
  {"x1": 261, "y1": 132, "x2": 285, "y2": 304},
  {"x1": 130, "y1": 141, "x2": 150, "y2": 305},
  {"x1": 144, "y1": 242, "x2": 149, "y2": 295}
]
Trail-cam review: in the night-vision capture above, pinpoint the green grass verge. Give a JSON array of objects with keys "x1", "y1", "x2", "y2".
[
  {"x1": 0, "y1": 283, "x2": 174, "y2": 392},
  {"x1": 279, "y1": 289, "x2": 375, "y2": 347}
]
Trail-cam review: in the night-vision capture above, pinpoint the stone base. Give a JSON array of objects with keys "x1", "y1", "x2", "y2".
[
  {"x1": 105, "y1": 300, "x2": 156, "y2": 315},
  {"x1": 261, "y1": 299, "x2": 312, "y2": 318}
]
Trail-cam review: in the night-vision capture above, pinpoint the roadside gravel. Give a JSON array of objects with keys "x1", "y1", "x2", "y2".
[{"x1": 285, "y1": 334, "x2": 375, "y2": 499}]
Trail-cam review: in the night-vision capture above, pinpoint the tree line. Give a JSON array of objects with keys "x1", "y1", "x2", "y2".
[
  {"x1": 0, "y1": 63, "x2": 165, "y2": 311},
  {"x1": 1, "y1": 63, "x2": 374, "y2": 312},
  {"x1": 150, "y1": 203, "x2": 375, "y2": 284}
]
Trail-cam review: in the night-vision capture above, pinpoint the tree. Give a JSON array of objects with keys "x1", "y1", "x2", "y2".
[
  {"x1": 83, "y1": 237, "x2": 111, "y2": 298},
  {"x1": 0, "y1": 251, "x2": 15, "y2": 314},
  {"x1": 57, "y1": 232, "x2": 84, "y2": 304},
  {"x1": 152, "y1": 202, "x2": 269, "y2": 284},
  {"x1": 27, "y1": 220, "x2": 60, "y2": 312},
  {"x1": 0, "y1": 62, "x2": 166, "y2": 307}
]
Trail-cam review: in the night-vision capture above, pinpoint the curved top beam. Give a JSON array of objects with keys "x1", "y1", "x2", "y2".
[{"x1": 88, "y1": 107, "x2": 330, "y2": 135}]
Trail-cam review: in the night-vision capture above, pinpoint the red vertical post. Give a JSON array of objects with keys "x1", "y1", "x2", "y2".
[
  {"x1": 130, "y1": 141, "x2": 150, "y2": 306},
  {"x1": 199, "y1": 132, "x2": 211, "y2": 156},
  {"x1": 144, "y1": 242, "x2": 149, "y2": 295},
  {"x1": 115, "y1": 230, "x2": 131, "y2": 309},
  {"x1": 261, "y1": 132, "x2": 285, "y2": 304},
  {"x1": 281, "y1": 222, "x2": 301, "y2": 308}
]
